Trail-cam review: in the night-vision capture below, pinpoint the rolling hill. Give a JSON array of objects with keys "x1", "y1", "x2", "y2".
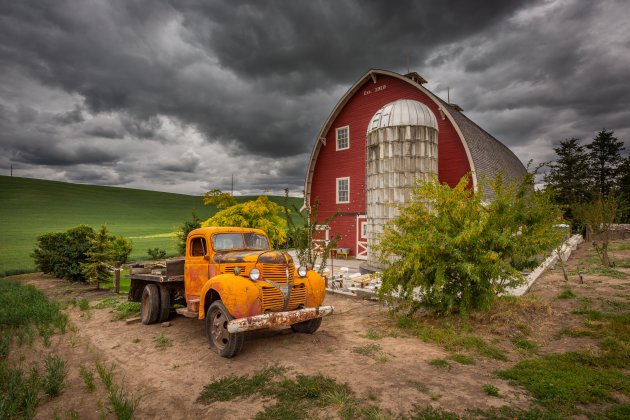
[{"x1": 0, "y1": 176, "x2": 302, "y2": 276}]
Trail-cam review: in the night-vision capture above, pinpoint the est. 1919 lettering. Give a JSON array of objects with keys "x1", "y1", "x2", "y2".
[{"x1": 363, "y1": 84, "x2": 387, "y2": 95}]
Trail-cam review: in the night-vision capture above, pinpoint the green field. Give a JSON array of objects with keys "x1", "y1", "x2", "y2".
[{"x1": 0, "y1": 176, "x2": 302, "y2": 276}]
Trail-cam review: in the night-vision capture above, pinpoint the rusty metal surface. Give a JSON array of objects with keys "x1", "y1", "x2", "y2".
[{"x1": 227, "y1": 305, "x2": 334, "y2": 333}]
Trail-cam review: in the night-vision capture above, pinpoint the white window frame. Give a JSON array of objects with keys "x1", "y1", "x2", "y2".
[
  {"x1": 336, "y1": 126, "x2": 350, "y2": 151},
  {"x1": 361, "y1": 221, "x2": 368, "y2": 238},
  {"x1": 336, "y1": 177, "x2": 350, "y2": 204}
]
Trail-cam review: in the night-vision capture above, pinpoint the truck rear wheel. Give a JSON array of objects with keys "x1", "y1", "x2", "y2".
[
  {"x1": 141, "y1": 284, "x2": 160, "y2": 325},
  {"x1": 158, "y1": 285, "x2": 171, "y2": 322},
  {"x1": 291, "y1": 317, "x2": 322, "y2": 334},
  {"x1": 206, "y1": 301, "x2": 244, "y2": 358}
]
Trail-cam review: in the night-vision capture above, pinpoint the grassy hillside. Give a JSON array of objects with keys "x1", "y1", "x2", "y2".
[{"x1": 0, "y1": 176, "x2": 303, "y2": 276}]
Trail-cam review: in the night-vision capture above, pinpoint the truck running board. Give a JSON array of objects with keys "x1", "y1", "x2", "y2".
[{"x1": 227, "y1": 305, "x2": 334, "y2": 333}]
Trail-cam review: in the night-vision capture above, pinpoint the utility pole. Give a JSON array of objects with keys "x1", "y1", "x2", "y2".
[
  {"x1": 231, "y1": 174, "x2": 234, "y2": 195},
  {"x1": 10, "y1": 164, "x2": 13, "y2": 176}
]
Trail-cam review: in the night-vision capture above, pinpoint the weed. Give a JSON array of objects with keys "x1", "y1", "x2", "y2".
[
  {"x1": 80, "y1": 365, "x2": 96, "y2": 393},
  {"x1": 449, "y1": 353, "x2": 476, "y2": 365},
  {"x1": 557, "y1": 289, "x2": 575, "y2": 299},
  {"x1": 78, "y1": 298, "x2": 90, "y2": 311},
  {"x1": 96, "y1": 360, "x2": 116, "y2": 391},
  {"x1": 153, "y1": 333, "x2": 172, "y2": 349},
  {"x1": 366, "y1": 390, "x2": 378, "y2": 401},
  {"x1": 93, "y1": 296, "x2": 123, "y2": 309},
  {"x1": 365, "y1": 328, "x2": 384, "y2": 340},
  {"x1": 483, "y1": 384, "x2": 500, "y2": 397},
  {"x1": 108, "y1": 384, "x2": 141, "y2": 420},
  {"x1": 429, "y1": 393, "x2": 441, "y2": 401},
  {"x1": 43, "y1": 353, "x2": 67, "y2": 397},
  {"x1": 197, "y1": 365, "x2": 285, "y2": 403},
  {"x1": 131, "y1": 337, "x2": 141, "y2": 343},
  {"x1": 512, "y1": 337, "x2": 538, "y2": 351},
  {"x1": 428, "y1": 358, "x2": 451, "y2": 370},
  {"x1": 113, "y1": 302, "x2": 141, "y2": 321},
  {"x1": 408, "y1": 380, "x2": 429, "y2": 394},
  {"x1": 352, "y1": 344, "x2": 390, "y2": 362}
]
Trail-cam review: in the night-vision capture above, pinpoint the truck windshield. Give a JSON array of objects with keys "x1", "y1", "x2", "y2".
[
  {"x1": 244, "y1": 233, "x2": 270, "y2": 250},
  {"x1": 212, "y1": 233, "x2": 271, "y2": 251}
]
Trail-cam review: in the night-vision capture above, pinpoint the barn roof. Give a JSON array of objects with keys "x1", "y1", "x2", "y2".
[{"x1": 304, "y1": 69, "x2": 526, "y2": 203}]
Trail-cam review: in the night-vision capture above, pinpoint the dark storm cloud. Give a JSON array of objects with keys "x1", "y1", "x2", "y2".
[{"x1": 1, "y1": 0, "x2": 628, "y2": 194}]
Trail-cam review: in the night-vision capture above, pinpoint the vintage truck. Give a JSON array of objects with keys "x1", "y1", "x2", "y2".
[{"x1": 127, "y1": 226, "x2": 333, "y2": 357}]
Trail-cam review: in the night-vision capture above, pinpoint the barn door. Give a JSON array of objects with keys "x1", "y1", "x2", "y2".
[{"x1": 356, "y1": 215, "x2": 368, "y2": 260}]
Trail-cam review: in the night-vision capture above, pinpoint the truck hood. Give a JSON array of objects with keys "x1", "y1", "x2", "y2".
[{"x1": 213, "y1": 250, "x2": 293, "y2": 265}]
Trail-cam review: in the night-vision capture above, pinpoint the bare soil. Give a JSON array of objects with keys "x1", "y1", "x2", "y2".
[{"x1": 5, "y1": 239, "x2": 630, "y2": 419}]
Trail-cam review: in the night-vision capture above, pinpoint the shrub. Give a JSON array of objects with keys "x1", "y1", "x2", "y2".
[
  {"x1": 176, "y1": 211, "x2": 201, "y2": 255},
  {"x1": 32, "y1": 225, "x2": 95, "y2": 282},
  {"x1": 147, "y1": 248, "x2": 167, "y2": 260},
  {"x1": 377, "y1": 173, "x2": 564, "y2": 314}
]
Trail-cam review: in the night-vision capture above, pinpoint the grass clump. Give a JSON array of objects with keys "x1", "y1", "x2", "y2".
[
  {"x1": 408, "y1": 405, "x2": 459, "y2": 419},
  {"x1": 153, "y1": 333, "x2": 172, "y2": 349},
  {"x1": 449, "y1": 353, "x2": 476, "y2": 365},
  {"x1": 351, "y1": 344, "x2": 390, "y2": 362},
  {"x1": 197, "y1": 366, "x2": 285, "y2": 403},
  {"x1": 78, "y1": 298, "x2": 90, "y2": 311},
  {"x1": 80, "y1": 365, "x2": 96, "y2": 393},
  {"x1": 0, "y1": 362, "x2": 41, "y2": 419},
  {"x1": 113, "y1": 302, "x2": 141, "y2": 321},
  {"x1": 428, "y1": 359, "x2": 451, "y2": 370},
  {"x1": 364, "y1": 328, "x2": 384, "y2": 340},
  {"x1": 108, "y1": 384, "x2": 141, "y2": 420},
  {"x1": 497, "y1": 351, "x2": 630, "y2": 413},
  {"x1": 43, "y1": 353, "x2": 67, "y2": 397},
  {"x1": 96, "y1": 360, "x2": 116, "y2": 391},
  {"x1": 483, "y1": 384, "x2": 500, "y2": 397},
  {"x1": 512, "y1": 337, "x2": 538, "y2": 351},
  {"x1": 93, "y1": 296, "x2": 123, "y2": 309},
  {"x1": 557, "y1": 289, "x2": 575, "y2": 299}
]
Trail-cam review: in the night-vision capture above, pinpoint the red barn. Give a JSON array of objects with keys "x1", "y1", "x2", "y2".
[{"x1": 304, "y1": 69, "x2": 526, "y2": 272}]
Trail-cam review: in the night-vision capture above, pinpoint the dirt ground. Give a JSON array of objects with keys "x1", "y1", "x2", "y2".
[{"x1": 5, "y1": 239, "x2": 630, "y2": 419}]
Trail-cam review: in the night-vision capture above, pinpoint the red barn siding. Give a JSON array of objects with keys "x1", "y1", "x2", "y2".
[{"x1": 310, "y1": 74, "x2": 471, "y2": 251}]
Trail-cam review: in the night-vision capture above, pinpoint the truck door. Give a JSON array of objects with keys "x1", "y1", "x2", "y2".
[{"x1": 185, "y1": 235, "x2": 210, "y2": 300}]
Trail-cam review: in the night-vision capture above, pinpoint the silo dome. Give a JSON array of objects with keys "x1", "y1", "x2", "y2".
[{"x1": 368, "y1": 99, "x2": 438, "y2": 134}]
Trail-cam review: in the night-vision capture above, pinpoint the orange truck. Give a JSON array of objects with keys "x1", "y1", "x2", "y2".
[{"x1": 127, "y1": 227, "x2": 333, "y2": 357}]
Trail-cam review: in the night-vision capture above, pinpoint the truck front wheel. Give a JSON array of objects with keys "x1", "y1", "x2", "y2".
[
  {"x1": 291, "y1": 317, "x2": 322, "y2": 334},
  {"x1": 206, "y1": 301, "x2": 244, "y2": 358},
  {"x1": 141, "y1": 284, "x2": 160, "y2": 325}
]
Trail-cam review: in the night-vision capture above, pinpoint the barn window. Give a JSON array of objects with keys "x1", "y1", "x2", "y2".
[
  {"x1": 336, "y1": 126, "x2": 349, "y2": 150},
  {"x1": 336, "y1": 177, "x2": 350, "y2": 203}
]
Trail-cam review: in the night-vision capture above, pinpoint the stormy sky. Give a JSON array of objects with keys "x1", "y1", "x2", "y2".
[{"x1": 1, "y1": 0, "x2": 629, "y2": 195}]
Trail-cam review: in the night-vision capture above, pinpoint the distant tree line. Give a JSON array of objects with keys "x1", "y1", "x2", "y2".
[{"x1": 544, "y1": 129, "x2": 629, "y2": 224}]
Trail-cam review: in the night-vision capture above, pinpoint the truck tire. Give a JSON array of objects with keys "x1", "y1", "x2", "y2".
[
  {"x1": 141, "y1": 284, "x2": 160, "y2": 325},
  {"x1": 291, "y1": 317, "x2": 322, "y2": 334},
  {"x1": 206, "y1": 301, "x2": 244, "y2": 358},
  {"x1": 158, "y1": 285, "x2": 171, "y2": 322}
]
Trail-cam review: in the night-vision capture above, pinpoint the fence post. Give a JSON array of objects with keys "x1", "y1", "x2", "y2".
[{"x1": 114, "y1": 263, "x2": 121, "y2": 294}]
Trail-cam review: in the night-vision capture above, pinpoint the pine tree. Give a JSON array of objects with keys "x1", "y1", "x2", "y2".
[
  {"x1": 544, "y1": 138, "x2": 591, "y2": 215},
  {"x1": 586, "y1": 129, "x2": 625, "y2": 196},
  {"x1": 82, "y1": 224, "x2": 113, "y2": 289}
]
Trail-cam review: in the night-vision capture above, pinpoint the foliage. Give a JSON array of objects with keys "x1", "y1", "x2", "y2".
[
  {"x1": 110, "y1": 236, "x2": 132, "y2": 264},
  {"x1": 544, "y1": 138, "x2": 592, "y2": 218},
  {"x1": 175, "y1": 210, "x2": 201, "y2": 255},
  {"x1": 31, "y1": 225, "x2": 95, "y2": 282},
  {"x1": 377, "y1": 173, "x2": 564, "y2": 314},
  {"x1": 197, "y1": 366, "x2": 285, "y2": 403},
  {"x1": 483, "y1": 384, "x2": 500, "y2": 397},
  {"x1": 42, "y1": 353, "x2": 67, "y2": 397},
  {"x1": 203, "y1": 194, "x2": 287, "y2": 247},
  {"x1": 283, "y1": 192, "x2": 339, "y2": 274},
  {"x1": 618, "y1": 157, "x2": 630, "y2": 223},
  {"x1": 81, "y1": 224, "x2": 113, "y2": 289},
  {"x1": 575, "y1": 191, "x2": 619, "y2": 266},
  {"x1": 203, "y1": 188, "x2": 237, "y2": 210},
  {"x1": 147, "y1": 247, "x2": 167, "y2": 260},
  {"x1": 0, "y1": 361, "x2": 40, "y2": 419},
  {"x1": 586, "y1": 129, "x2": 626, "y2": 197}
]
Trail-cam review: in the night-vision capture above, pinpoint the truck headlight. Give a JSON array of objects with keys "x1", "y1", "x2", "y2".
[
  {"x1": 249, "y1": 268, "x2": 260, "y2": 281},
  {"x1": 297, "y1": 265, "x2": 307, "y2": 277}
]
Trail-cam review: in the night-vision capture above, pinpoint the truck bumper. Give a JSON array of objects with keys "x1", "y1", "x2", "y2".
[{"x1": 226, "y1": 305, "x2": 334, "y2": 333}]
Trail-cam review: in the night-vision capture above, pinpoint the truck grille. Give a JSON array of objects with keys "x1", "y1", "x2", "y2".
[
  {"x1": 261, "y1": 262, "x2": 295, "y2": 285},
  {"x1": 261, "y1": 284, "x2": 306, "y2": 312},
  {"x1": 223, "y1": 264, "x2": 247, "y2": 274}
]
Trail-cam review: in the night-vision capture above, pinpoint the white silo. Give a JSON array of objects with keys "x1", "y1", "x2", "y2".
[{"x1": 366, "y1": 99, "x2": 439, "y2": 269}]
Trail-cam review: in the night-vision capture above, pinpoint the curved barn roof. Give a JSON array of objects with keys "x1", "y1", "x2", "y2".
[
  {"x1": 304, "y1": 69, "x2": 526, "y2": 203},
  {"x1": 368, "y1": 99, "x2": 439, "y2": 133}
]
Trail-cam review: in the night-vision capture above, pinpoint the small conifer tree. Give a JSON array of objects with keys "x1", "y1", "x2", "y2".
[{"x1": 82, "y1": 224, "x2": 113, "y2": 289}]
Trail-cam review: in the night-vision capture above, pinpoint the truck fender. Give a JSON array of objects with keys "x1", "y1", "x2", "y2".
[
  {"x1": 199, "y1": 274, "x2": 262, "y2": 319},
  {"x1": 304, "y1": 270, "x2": 326, "y2": 308}
]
